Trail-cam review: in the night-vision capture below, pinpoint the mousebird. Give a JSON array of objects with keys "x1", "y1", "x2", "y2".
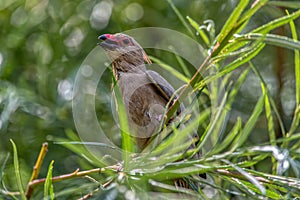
[{"x1": 98, "y1": 33, "x2": 205, "y2": 189}]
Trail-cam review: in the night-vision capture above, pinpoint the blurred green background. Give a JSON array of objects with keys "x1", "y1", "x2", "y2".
[{"x1": 0, "y1": 0, "x2": 299, "y2": 195}]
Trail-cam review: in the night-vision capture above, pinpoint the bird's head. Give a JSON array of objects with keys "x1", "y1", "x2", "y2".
[{"x1": 98, "y1": 33, "x2": 151, "y2": 72}]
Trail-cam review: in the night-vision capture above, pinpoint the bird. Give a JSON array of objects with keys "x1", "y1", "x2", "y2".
[
  {"x1": 97, "y1": 33, "x2": 207, "y2": 191},
  {"x1": 97, "y1": 33, "x2": 189, "y2": 150}
]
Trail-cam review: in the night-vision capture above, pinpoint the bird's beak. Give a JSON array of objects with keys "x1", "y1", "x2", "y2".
[
  {"x1": 97, "y1": 34, "x2": 118, "y2": 50},
  {"x1": 98, "y1": 34, "x2": 108, "y2": 41}
]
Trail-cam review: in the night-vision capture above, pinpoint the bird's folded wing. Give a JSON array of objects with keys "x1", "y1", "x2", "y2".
[{"x1": 146, "y1": 70, "x2": 185, "y2": 114}]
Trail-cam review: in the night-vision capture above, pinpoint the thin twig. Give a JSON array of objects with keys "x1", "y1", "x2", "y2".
[
  {"x1": 166, "y1": 53, "x2": 213, "y2": 121},
  {"x1": 1, "y1": 189, "x2": 21, "y2": 196},
  {"x1": 28, "y1": 164, "x2": 120, "y2": 188},
  {"x1": 29, "y1": 168, "x2": 101, "y2": 187},
  {"x1": 216, "y1": 169, "x2": 270, "y2": 183},
  {"x1": 26, "y1": 142, "x2": 48, "y2": 199},
  {"x1": 77, "y1": 177, "x2": 114, "y2": 200},
  {"x1": 25, "y1": 142, "x2": 120, "y2": 199}
]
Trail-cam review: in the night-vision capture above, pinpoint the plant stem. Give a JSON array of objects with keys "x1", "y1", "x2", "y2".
[
  {"x1": 27, "y1": 165, "x2": 119, "y2": 187},
  {"x1": 166, "y1": 53, "x2": 213, "y2": 122},
  {"x1": 26, "y1": 142, "x2": 48, "y2": 199}
]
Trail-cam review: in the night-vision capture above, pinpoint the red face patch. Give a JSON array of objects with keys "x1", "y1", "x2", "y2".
[{"x1": 104, "y1": 34, "x2": 114, "y2": 39}]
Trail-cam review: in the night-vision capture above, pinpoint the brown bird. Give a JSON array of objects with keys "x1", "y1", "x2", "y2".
[
  {"x1": 98, "y1": 33, "x2": 188, "y2": 150},
  {"x1": 98, "y1": 33, "x2": 206, "y2": 191}
]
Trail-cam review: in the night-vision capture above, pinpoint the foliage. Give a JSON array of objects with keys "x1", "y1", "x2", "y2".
[{"x1": 0, "y1": 0, "x2": 300, "y2": 199}]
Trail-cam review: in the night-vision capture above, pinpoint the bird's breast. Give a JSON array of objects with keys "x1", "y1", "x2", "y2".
[{"x1": 116, "y1": 72, "x2": 168, "y2": 146}]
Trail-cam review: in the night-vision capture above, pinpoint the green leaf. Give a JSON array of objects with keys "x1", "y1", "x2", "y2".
[
  {"x1": 10, "y1": 139, "x2": 26, "y2": 200},
  {"x1": 221, "y1": 8, "x2": 300, "y2": 57},
  {"x1": 44, "y1": 160, "x2": 55, "y2": 200},
  {"x1": 212, "y1": 43, "x2": 257, "y2": 63},
  {"x1": 286, "y1": 11, "x2": 300, "y2": 143},
  {"x1": 212, "y1": 0, "x2": 268, "y2": 57},
  {"x1": 227, "y1": 67, "x2": 251, "y2": 107},
  {"x1": 253, "y1": 9, "x2": 300, "y2": 34},
  {"x1": 245, "y1": 168, "x2": 300, "y2": 191},
  {"x1": 204, "y1": 41, "x2": 265, "y2": 85},
  {"x1": 217, "y1": 0, "x2": 249, "y2": 44},
  {"x1": 51, "y1": 135, "x2": 108, "y2": 167},
  {"x1": 137, "y1": 108, "x2": 211, "y2": 169},
  {"x1": 186, "y1": 16, "x2": 210, "y2": 46},
  {"x1": 0, "y1": 153, "x2": 9, "y2": 185},
  {"x1": 234, "y1": 33, "x2": 300, "y2": 50},
  {"x1": 262, "y1": 80, "x2": 276, "y2": 146},
  {"x1": 218, "y1": 42, "x2": 265, "y2": 76},
  {"x1": 268, "y1": 1, "x2": 300, "y2": 9},
  {"x1": 54, "y1": 182, "x2": 105, "y2": 199},
  {"x1": 237, "y1": 0, "x2": 268, "y2": 29},
  {"x1": 165, "y1": 45, "x2": 194, "y2": 78},
  {"x1": 250, "y1": 61, "x2": 277, "y2": 147},
  {"x1": 114, "y1": 83, "x2": 134, "y2": 170},
  {"x1": 289, "y1": 13, "x2": 300, "y2": 109},
  {"x1": 174, "y1": 51, "x2": 192, "y2": 78},
  {"x1": 250, "y1": 62, "x2": 286, "y2": 137},
  {"x1": 166, "y1": 0, "x2": 195, "y2": 39},
  {"x1": 232, "y1": 95, "x2": 264, "y2": 149},
  {"x1": 196, "y1": 91, "x2": 228, "y2": 154},
  {"x1": 149, "y1": 56, "x2": 190, "y2": 83},
  {"x1": 274, "y1": 132, "x2": 300, "y2": 144},
  {"x1": 210, "y1": 117, "x2": 242, "y2": 155},
  {"x1": 222, "y1": 159, "x2": 266, "y2": 195},
  {"x1": 148, "y1": 179, "x2": 202, "y2": 198}
]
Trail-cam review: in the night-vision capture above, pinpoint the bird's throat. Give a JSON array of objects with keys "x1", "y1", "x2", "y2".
[{"x1": 112, "y1": 60, "x2": 146, "y2": 79}]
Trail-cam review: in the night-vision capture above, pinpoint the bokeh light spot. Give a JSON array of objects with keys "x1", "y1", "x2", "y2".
[
  {"x1": 58, "y1": 79, "x2": 74, "y2": 101},
  {"x1": 10, "y1": 7, "x2": 28, "y2": 27},
  {"x1": 64, "y1": 28, "x2": 85, "y2": 48},
  {"x1": 90, "y1": 0, "x2": 113, "y2": 30},
  {"x1": 0, "y1": 52, "x2": 3, "y2": 66},
  {"x1": 125, "y1": 3, "x2": 144, "y2": 22},
  {"x1": 81, "y1": 64, "x2": 93, "y2": 77}
]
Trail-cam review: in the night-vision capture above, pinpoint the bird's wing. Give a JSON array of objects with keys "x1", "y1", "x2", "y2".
[{"x1": 146, "y1": 70, "x2": 185, "y2": 114}]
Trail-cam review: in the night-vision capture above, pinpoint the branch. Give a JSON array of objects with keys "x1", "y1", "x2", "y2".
[
  {"x1": 25, "y1": 142, "x2": 121, "y2": 199},
  {"x1": 28, "y1": 165, "x2": 119, "y2": 187},
  {"x1": 26, "y1": 142, "x2": 48, "y2": 199},
  {"x1": 166, "y1": 52, "x2": 213, "y2": 121}
]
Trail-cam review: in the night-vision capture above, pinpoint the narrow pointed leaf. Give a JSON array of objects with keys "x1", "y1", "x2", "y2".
[
  {"x1": 268, "y1": 1, "x2": 300, "y2": 9},
  {"x1": 166, "y1": 0, "x2": 195, "y2": 39},
  {"x1": 44, "y1": 160, "x2": 55, "y2": 200},
  {"x1": 186, "y1": 16, "x2": 210, "y2": 46},
  {"x1": 253, "y1": 9, "x2": 300, "y2": 34},
  {"x1": 149, "y1": 56, "x2": 190, "y2": 83},
  {"x1": 217, "y1": 0, "x2": 249, "y2": 44},
  {"x1": 232, "y1": 95, "x2": 264, "y2": 149},
  {"x1": 114, "y1": 84, "x2": 134, "y2": 170},
  {"x1": 234, "y1": 33, "x2": 300, "y2": 50},
  {"x1": 10, "y1": 139, "x2": 26, "y2": 200},
  {"x1": 222, "y1": 159, "x2": 266, "y2": 195}
]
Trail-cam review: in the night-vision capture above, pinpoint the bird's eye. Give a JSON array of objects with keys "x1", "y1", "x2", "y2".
[{"x1": 122, "y1": 39, "x2": 130, "y2": 45}]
